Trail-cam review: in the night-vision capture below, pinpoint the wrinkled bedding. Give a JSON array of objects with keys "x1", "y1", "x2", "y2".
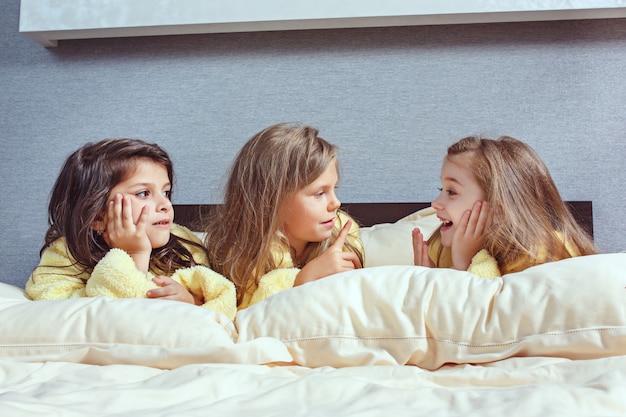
[
  {"x1": 1, "y1": 210, "x2": 624, "y2": 416},
  {"x1": 2, "y1": 356, "x2": 626, "y2": 416}
]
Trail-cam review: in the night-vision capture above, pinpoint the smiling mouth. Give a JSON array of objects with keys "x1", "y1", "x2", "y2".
[{"x1": 438, "y1": 217, "x2": 453, "y2": 229}]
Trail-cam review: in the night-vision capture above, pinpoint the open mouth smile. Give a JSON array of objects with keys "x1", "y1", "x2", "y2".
[{"x1": 438, "y1": 216, "x2": 453, "y2": 231}]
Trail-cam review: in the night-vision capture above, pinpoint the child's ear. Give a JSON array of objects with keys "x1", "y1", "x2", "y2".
[{"x1": 91, "y1": 218, "x2": 105, "y2": 234}]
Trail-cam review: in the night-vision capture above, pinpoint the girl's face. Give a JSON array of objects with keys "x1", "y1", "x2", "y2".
[
  {"x1": 106, "y1": 159, "x2": 174, "y2": 249},
  {"x1": 431, "y1": 157, "x2": 485, "y2": 248},
  {"x1": 280, "y1": 160, "x2": 341, "y2": 258}
]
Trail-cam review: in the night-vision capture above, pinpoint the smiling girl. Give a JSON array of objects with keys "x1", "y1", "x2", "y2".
[
  {"x1": 204, "y1": 122, "x2": 364, "y2": 309},
  {"x1": 26, "y1": 139, "x2": 236, "y2": 319},
  {"x1": 412, "y1": 135, "x2": 597, "y2": 278}
]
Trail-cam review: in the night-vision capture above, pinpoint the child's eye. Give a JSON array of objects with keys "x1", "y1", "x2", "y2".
[
  {"x1": 136, "y1": 190, "x2": 149, "y2": 198},
  {"x1": 163, "y1": 190, "x2": 172, "y2": 199},
  {"x1": 438, "y1": 187, "x2": 457, "y2": 196}
]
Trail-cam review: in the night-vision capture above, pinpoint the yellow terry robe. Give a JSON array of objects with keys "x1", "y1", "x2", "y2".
[
  {"x1": 26, "y1": 224, "x2": 236, "y2": 320},
  {"x1": 428, "y1": 234, "x2": 501, "y2": 279},
  {"x1": 238, "y1": 212, "x2": 363, "y2": 309},
  {"x1": 428, "y1": 231, "x2": 577, "y2": 279}
]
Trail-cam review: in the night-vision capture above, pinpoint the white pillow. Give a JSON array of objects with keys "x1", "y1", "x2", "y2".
[
  {"x1": 360, "y1": 207, "x2": 440, "y2": 267},
  {"x1": 236, "y1": 253, "x2": 626, "y2": 369},
  {"x1": 0, "y1": 289, "x2": 291, "y2": 369},
  {"x1": 0, "y1": 282, "x2": 30, "y2": 300}
]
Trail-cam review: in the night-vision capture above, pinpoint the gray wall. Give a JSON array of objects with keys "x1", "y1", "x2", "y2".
[{"x1": 1, "y1": 0, "x2": 625, "y2": 288}]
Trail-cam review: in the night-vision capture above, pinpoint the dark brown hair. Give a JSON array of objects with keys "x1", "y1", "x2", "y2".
[{"x1": 41, "y1": 138, "x2": 206, "y2": 276}]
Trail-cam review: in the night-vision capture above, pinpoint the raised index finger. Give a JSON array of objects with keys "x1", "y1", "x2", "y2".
[{"x1": 329, "y1": 220, "x2": 352, "y2": 250}]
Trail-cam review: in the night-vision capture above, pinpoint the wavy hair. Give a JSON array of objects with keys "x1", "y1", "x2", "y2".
[
  {"x1": 40, "y1": 138, "x2": 206, "y2": 277},
  {"x1": 204, "y1": 122, "x2": 363, "y2": 302},
  {"x1": 432, "y1": 135, "x2": 597, "y2": 274}
]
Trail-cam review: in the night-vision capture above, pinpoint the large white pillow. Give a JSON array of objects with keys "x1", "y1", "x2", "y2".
[
  {"x1": 360, "y1": 207, "x2": 440, "y2": 267},
  {"x1": 236, "y1": 253, "x2": 626, "y2": 369},
  {"x1": 0, "y1": 285, "x2": 291, "y2": 369},
  {"x1": 0, "y1": 282, "x2": 30, "y2": 300}
]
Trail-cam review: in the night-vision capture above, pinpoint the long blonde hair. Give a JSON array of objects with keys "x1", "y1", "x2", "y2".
[
  {"x1": 433, "y1": 135, "x2": 597, "y2": 274},
  {"x1": 204, "y1": 122, "x2": 363, "y2": 302}
]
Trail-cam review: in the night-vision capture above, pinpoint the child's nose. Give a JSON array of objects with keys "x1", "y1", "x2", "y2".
[
  {"x1": 157, "y1": 196, "x2": 172, "y2": 212},
  {"x1": 431, "y1": 195, "x2": 444, "y2": 211},
  {"x1": 329, "y1": 193, "x2": 341, "y2": 212}
]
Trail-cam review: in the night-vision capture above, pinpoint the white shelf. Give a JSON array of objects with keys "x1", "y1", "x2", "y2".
[{"x1": 19, "y1": 0, "x2": 626, "y2": 47}]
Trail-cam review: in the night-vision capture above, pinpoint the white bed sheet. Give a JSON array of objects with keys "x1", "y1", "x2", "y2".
[{"x1": 2, "y1": 356, "x2": 626, "y2": 416}]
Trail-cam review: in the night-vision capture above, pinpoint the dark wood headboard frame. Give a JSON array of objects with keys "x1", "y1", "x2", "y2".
[{"x1": 174, "y1": 201, "x2": 593, "y2": 238}]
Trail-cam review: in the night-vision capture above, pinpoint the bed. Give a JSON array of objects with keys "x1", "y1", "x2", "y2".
[{"x1": 2, "y1": 201, "x2": 626, "y2": 417}]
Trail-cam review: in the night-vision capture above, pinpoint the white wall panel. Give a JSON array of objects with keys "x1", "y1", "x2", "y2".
[{"x1": 19, "y1": 0, "x2": 626, "y2": 46}]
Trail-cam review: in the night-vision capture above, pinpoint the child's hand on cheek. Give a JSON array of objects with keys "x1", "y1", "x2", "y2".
[
  {"x1": 103, "y1": 193, "x2": 152, "y2": 272},
  {"x1": 295, "y1": 220, "x2": 362, "y2": 286},
  {"x1": 451, "y1": 200, "x2": 492, "y2": 271}
]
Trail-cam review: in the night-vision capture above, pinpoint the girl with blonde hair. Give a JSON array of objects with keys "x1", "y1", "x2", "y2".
[
  {"x1": 413, "y1": 135, "x2": 597, "y2": 277},
  {"x1": 204, "y1": 122, "x2": 364, "y2": 308}
]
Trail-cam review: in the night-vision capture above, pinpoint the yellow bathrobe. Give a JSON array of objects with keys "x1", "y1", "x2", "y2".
[
  {"x1": 26, "y1": 224, "x2": 236, "y2": 320},
  {"x1": 428, "y1": 231, "x2": 577, "y2": 279},
  {"x1": 238, "y1": 211, "x2": 363, "y2": 309},
  {"x1": 428, "y1": 234, "x2": 501, "y2": 279}
]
